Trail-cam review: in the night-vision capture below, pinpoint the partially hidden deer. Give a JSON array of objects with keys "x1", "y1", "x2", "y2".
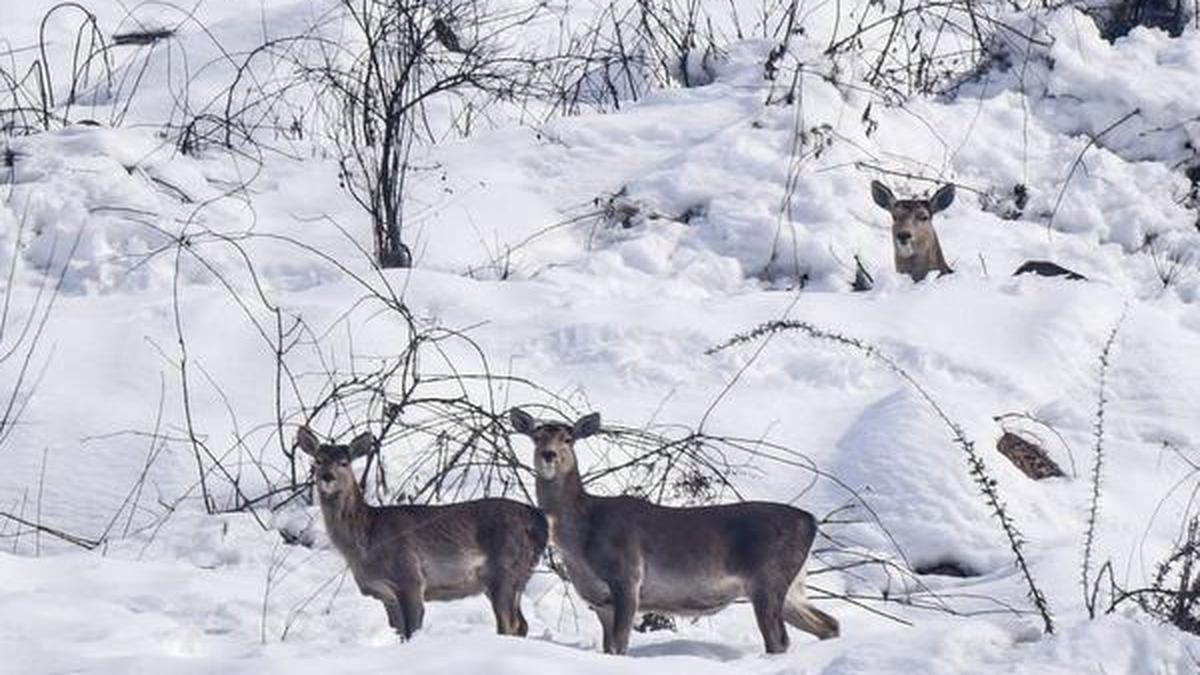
[
  {"x1": 509, "y1": 409, "x2": 838, "y2": 655},
  {"x1": 297, "y1": 427, "x2": 548, "y2": 639},
  {"x1": 871, "y1": 180, "x2": 1086, "y2": 283},
  {"x1": 871, "y1": 180, "x2": 956, "y2": 282}
]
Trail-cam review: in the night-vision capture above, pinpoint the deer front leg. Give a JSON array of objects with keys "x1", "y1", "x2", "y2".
[
  {"x1": 607, "y1": 579, "x2": 640, "y2": 655},
  {"x1": 382, "y1": 598, "x2": 408, "y2": 637},
  {"x1": 360, "y1": 580, "x2": 408, "y2": 637},
  {"x1": 593, "y1": 605, "x2": 615, "y2": 653}
]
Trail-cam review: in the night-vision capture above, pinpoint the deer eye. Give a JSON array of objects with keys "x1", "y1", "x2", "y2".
[{"x1": 338, "y1": 459, "x2": 349, "y2": 466}]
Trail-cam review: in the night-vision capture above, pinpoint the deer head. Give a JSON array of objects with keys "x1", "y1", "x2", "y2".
[
  {"x1": 295, "y1": 427, "x2": 376, "y2": 498},
  {"x1": 870, "y1": 180, "x2": 956, "y2": 282},
  {"x1": 510, "y1": 409, "x2": 600, "y2": 482}
]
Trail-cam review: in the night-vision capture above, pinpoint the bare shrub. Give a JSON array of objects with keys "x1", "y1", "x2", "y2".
[
  {"x1": 1142, "y1": 232, "x2": 1196, "y2": 291},
  {"x1": 1133, "y1": 516, "x2": 1200, "y2": 635},
  {"x1": 1081, "y1": 314, "x2": 1123, "y2": 619},
  {"x1": 547, "y1": 0, "x2": 725, "y2": 115},
  {"x1": 823, "y1": 0, "x2": 1050, "y2": 101},
  {"x1": 309, "y1": 0, "x2": 545, "y2": 268},
  {"x1": 0, "y1": 2, "x2": 113, "y2": 134}
]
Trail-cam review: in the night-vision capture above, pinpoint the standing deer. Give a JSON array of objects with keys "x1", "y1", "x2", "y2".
[
  {"x1": 871, "y1": 180, "x2": 956, "y2": 282},
  {"x1": 509, "y1": 409, "x2": 837, "y2": 655},
  {"x1": 296, "y1": 427, "x2": 547, "y2": 639}
]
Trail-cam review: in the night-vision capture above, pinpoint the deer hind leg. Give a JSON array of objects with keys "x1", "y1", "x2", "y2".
[
  {"x1": 751, "y1": 585, "x2": 789, "y2": 654},
  {"x1": 513, "y1": 604, "x2": 529, "y2": 637},
  {"x1": 510, "y1": 578, "x2": 530, "y2": 636},
  {"x1": 486, "y1": 574, "x2": 523, "y2": 636},
  {"x1": 783, "y1": 565, "x2": 839, "y2": 640}
]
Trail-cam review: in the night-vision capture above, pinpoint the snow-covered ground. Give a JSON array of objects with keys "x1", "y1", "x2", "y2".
[{"x1": 3, "y1": 0, "x2": 1200, "y2": 672}]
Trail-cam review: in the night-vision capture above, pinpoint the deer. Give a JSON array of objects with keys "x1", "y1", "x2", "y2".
[
  {"x1": 871, "y1": 180, "x2": 957, "y2": 282},
  {"x1": 871, "y1": 180, "x2": 1086, "y2": 283},
  {"x1": 509, "y1": 408, "x2": 838, "y2": 655},
  {"x1": 296, "y1": 427, "x2": 548, "y2": 639}
]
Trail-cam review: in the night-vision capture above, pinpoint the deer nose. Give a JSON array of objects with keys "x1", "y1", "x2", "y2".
[
  {"x1": 319, "y1": 471, "x2": 334, "y2": 483},
  {"x1": 541, "y1": 451, "x2": 556, "y2": 463},
  {"x1": 896, "y1": 231, "x2": 913, "y2": 244}
]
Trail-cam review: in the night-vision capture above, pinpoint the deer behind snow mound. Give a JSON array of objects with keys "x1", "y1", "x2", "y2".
[
  {"x1": 870, "y1": 180, "x2": 1088, "y2": 284},
  {"x1": 296, "y1": 427, "x2": 547, "y2": 639},
  {"x1": 871, "y1": 180, "x2": 956, "y2": 282},
  {"x1": 510, "y1": 408, "x2": 838, "y2": 655}
]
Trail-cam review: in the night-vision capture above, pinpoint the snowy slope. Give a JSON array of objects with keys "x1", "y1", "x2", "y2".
[{"x1": 3, "y1": 0, "x2": 1200, "y2": 672}]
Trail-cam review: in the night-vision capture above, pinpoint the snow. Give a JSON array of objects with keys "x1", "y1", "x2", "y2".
[{"x1": 3, "y1": 0, "x2": 1200, "y2": 672}]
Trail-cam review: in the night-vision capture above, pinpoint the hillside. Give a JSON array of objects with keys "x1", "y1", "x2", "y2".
[{"x1": 2, "y1": 0, "x2": 1200, "y2": 672}]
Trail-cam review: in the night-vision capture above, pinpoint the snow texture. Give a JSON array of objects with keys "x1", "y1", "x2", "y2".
[{"x1": 2, "y1": 0, "x2": 1200, "y2": 672}]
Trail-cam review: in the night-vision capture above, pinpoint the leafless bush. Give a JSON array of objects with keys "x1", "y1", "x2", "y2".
[
  {"x1": 0, "y1": 2, "x2": 113, "y2": 134},
  {"x1": 1081, "y1": 314, "x2": 1123, "y2": 618},
  {"x1": 175, "y1": 32, "x2": 323, "y2": 160},
  {"x1": 823, "y1": 0, "x2": 1049, "y2": 101},
  {"x1": 306, "y1": 0, "x2": 546, "y2": 269},
  {"x1": 1142, "y1": 232, "x2": 1196, "y2": 291},
  {"x1": 547, "y1": 0, "x2": 722, "y2": 115},
  {"x1": 1130, "y1": 516, "x2": 1200, "y2": 635}
]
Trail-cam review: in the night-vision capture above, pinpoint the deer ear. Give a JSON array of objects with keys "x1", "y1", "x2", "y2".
[
  {"x1": 930, "y1": 183, "x2": 956, "y2": 213},
  {"x1": 573, "y1": 413, "x2": 601, "y2": 440},
  {"x1": 510, "y1": 408, "x2": 536, "y2": 436},
  {"x1": 349, "y1": 432, "x2": 376, "y2": 459},
  {"x1": 296, "y1": 427, "x2": 320, "y2": 457},
  {"x1": 871, "y1": 181, "x2": 895, "y2": 210}
]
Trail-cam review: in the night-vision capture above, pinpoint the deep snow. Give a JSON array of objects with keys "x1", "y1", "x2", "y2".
[{"x1": 3, "y1": 0, "x2": 1200, "y2": 672}]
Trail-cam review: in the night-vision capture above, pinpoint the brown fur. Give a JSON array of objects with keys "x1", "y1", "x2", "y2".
[
  {"x1": 871, "y1": 182, "x2": 1086, "y2": 283},
  {"x1": 297, "y1": 427, "x2": 547, "y2": 639},
  {"x1": 871, "y1": 180, "x2": 956, "y2": 282},
  {"x1": 510, "y1": 409, "x2": 837, "y2": 655}
]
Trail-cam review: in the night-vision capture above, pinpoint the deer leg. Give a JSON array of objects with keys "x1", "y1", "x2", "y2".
[
  {"x1": 513, "y1": 604, "x2": 529, "y2": 637},
  {"x1": 607, "y1": 580, "x2": 639, "y2": 655},
  {"x1": 361, "y1": 581, "x2": 407, "y2": 637},
  {"x1": 382, "y1": 599, "x2": 408, "y2": 637},
  {"x1": 508, "y1": 577, "x2": 530, "y2": 637},
  {"x1": 396, "y1": 587, "x2": 425, "y2": 641},
  {"x1": 487, "y1": 575, "x2": 519, "y2": 636},
  {"x1": 752, "y1": 587, "x2": 789, "y2": 654},
  {"x1": 593, "y1": 605, "x2": 615, "y2": 654}
]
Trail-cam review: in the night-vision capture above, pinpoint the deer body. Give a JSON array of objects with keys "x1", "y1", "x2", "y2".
[
  {"x1": 298, "y1": 428, "x2": 547, "y2": 639},
  {"x1": 512, "y1": 410, "x2": 837, "y2": 655}
]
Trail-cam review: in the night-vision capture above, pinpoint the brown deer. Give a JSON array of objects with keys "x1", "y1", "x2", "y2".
[
  {"x1": 509, "y1": 409, "x2": 837, "y2": 655},
  {"x1": 296, "y1": 427, "x2": 547, "y2": 639},
  {"x1": 871, "y1": 180, "x2": 956, "y2": 282},
  {"x1": 871, "y1": 181, "x2": 1087, "y2": 283}
]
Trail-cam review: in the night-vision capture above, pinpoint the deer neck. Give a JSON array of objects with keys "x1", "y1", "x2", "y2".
[
  {"x1": 896, "y1": 246, "x2": 935, "y2": 282},
  {"x1": 929, "y1": 235, "x2": 950, "y2": 273},
  {"x1": 536, "y1": 467, "x2": 590, "y2": 548},
  {"x1": 317, "y1": 483, "x2": 372, "y2": 556}
]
